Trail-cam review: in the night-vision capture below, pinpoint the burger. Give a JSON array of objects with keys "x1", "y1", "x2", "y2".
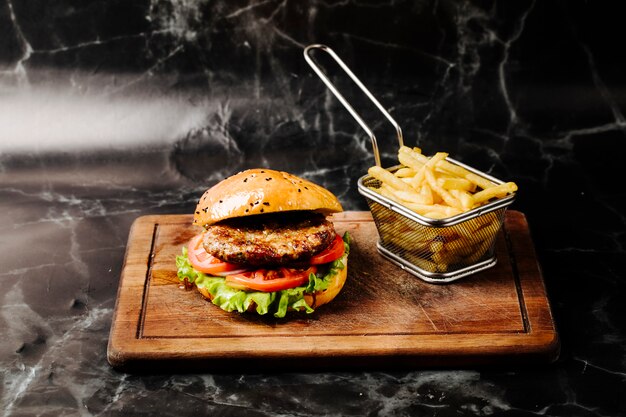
[{"x1": 176, "y1": 168, "x2": 350, "y2": 318}]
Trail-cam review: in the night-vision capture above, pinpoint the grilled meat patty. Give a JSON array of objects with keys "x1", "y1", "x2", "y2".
[{"x1": 202, "y1": 211, "x2": 336, "y2": 266}]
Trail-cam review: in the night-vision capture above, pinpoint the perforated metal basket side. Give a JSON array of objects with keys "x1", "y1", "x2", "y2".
[{"x1": 367, "y1": 198, "x2": 506, "y2": 276}]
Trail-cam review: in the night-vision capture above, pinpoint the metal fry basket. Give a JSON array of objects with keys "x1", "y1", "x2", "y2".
[{"x1": 304, "y1": 44, "x2": 516, "y2": 283}]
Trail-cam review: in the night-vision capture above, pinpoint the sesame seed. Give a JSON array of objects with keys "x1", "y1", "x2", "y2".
[{"x1": 263, "y1": 202, "x2": 270, "y2": 206}]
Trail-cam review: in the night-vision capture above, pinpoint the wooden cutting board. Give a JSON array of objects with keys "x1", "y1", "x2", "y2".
[{"x1": 107, "y1": 211, "x2": 559, "y2": 371}]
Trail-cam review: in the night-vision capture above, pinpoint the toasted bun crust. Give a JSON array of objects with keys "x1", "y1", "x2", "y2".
[
  {"x1": 193, "y1": 169, "x2": 343, "y2": 227},
  {"x1": 303, "y1": 264, "x2": 348, "y2": 309},
  {"x1": 196, "y1": 266, "x2": 348, "y2": 314}
]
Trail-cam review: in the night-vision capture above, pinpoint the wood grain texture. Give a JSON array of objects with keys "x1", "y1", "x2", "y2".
[{"x1": 107, "y1": 211, "x2": 559, "y2": 371}]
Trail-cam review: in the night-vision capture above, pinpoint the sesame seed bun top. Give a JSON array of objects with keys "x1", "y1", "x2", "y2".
[{"x1": 193, "y1": 169, "x2": 343, "y2": 227}]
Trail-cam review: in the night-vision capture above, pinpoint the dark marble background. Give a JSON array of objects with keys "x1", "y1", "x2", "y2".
[{"x1": 1, "y1": 0, "x2": 625, "y2": 415}]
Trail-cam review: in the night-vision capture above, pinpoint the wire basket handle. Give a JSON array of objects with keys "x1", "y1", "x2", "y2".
[{"x1": 304, "y1": 44, "x2": 404, "y2": 167}]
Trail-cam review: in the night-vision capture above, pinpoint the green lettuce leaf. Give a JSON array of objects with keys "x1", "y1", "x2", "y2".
[{"x1": 175, "y1": 232, "x2": 351, "y2": 318}]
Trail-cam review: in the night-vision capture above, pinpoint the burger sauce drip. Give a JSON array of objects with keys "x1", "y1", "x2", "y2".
[{"x1": 179, "y1": 277, "x2": 193, "y2": 290}]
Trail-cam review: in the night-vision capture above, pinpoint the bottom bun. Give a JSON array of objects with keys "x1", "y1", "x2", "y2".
[
  {"x1": 303, "y1": 265, "x2": 347, "y2": 309},
  {"x1": 196, "y1": 265, "x2": 348, "y2": 314},
  {"x1": 196, "y1": 285, "x2": 221, "y2": 304}
]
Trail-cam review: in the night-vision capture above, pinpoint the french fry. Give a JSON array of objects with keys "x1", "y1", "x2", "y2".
[
  {"x1": 420, "y1": 183, "x2": 434, "y2": 205},
  {"x1": 385, "y1": 235, "x2": 430, "y2": 254},
  {"x1": 398, "y1": 154, "x2": 427, "y2": 185},
  {"x1": 465, "y1": 172, "x2": 497, "y2": 190},
  {"x1": 424, "y1": 168, "x2": 463, "y2": 210},
  {"x1": 472, "y1": 182, "x2": 518, "y2": 204},
  {"x1": 429, "y1": 240, "x2": 445, "y2": 253},
  {"x1": 431, "y1": 251, "x2": 462, "y2": 266},
  {"x1": 399, "y1": 146, "x2": 429, "y2": 164},
  {"x1": 464, "y1": 238, "x2": 494, "y2": 264},
  {"x1": 438, "y1": 177, "x2": 475, "y2": 192},
  {"x1": 450, "y1": 189, "x2": 475, "y2": 210},
  {"x1": 436, "y1": 160, "x2": 496, "y2": 190},
  {"x1": 395, "y1": 167, "x2": 417, "y2": 178},
  {"x1": 443, "y1": 236, "x2": 484, "y2": 256},
  {"x1": 376, "y1": 184, "x2": 399, "y2": 202},
  {"x1": 434, "y1": 159, "x2": 470, "y2": 178},
  {"x1": 402, "y1": 202, "x2": 462, "y2": 218},
  {"x1": 422, "y1": 211, "x2": 448, "y2": 219},
  {"x1": 434, "y1": 228, "x2": 461, "y2": 241},
  {"x1": 417, "y1": 153, "x2": 447, "y2": 189},
  {"x1": 457, "y1": 216, "x2": 494, "y2": 237},
  {"x1": 427, "y1": 152, "x2": 449, "y2": 167},
  {"x1": 368, "y1": 166, "x2": 415, "y2": 193},
  {"x1": 379, "y1": 184, "x2": 431, "y2": 205},
  {"x1": 398, "y1": 149, "x2": 426, "y2": 171},
  {"x1": 392, "y1": 190, "x2": 432, "y2": 205}
]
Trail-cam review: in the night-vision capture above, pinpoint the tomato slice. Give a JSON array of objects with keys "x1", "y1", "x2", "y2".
[
  {"x1": 187, "y1": 234, "x2": 245, "y2": 276},
  {"x1": 309, "y1": 234, "x2": 345, "y2": 265},
  {"x1": 225, "y1": 266, "x2": 317, "y2": 292}
]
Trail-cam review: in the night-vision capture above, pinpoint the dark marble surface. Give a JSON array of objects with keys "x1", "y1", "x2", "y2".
[{"x1": 2, "y1": 0, "x2": 626, "y2": 415}]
